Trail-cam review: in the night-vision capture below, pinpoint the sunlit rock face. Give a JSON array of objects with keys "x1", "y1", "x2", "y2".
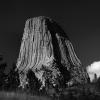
[{"x1": 16, "y1": 16, "x2": 89, "y2": 89}]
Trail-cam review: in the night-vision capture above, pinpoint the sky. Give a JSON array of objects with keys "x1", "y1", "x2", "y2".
[{"x1": 0, "y1": 1, "x2": 100, "y2": 71}]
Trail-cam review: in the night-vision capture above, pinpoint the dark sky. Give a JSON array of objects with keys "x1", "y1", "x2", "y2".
[{"x1": 0, "y1": 1, "x2": 100, "y2": 71}]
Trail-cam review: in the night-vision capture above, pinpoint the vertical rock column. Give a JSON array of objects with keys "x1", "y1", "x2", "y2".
[{"x1": 16, "y1": 16, "x2": 89, "y2": 89}]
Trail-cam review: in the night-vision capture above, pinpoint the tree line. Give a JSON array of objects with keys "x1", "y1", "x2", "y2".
[{"x1": 0, "y1": 55, "x2": 41, "y2": 94}]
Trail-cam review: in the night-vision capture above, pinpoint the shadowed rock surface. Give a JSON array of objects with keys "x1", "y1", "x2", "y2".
[{"x1": 16, "y1": 16, "x2": 89, "y2": 91}]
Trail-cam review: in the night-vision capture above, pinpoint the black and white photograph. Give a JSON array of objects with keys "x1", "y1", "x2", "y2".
[{"x1": 0, "y1": 0, "x2": 100, "y2": 100}]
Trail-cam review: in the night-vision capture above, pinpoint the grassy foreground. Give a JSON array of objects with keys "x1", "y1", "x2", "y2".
[
  {"x1": 0, "y1": 83, "x2": 100, "y2": 100},
  {"x1": 0, "y1": 91, "x2": 52, "y2": 100}
]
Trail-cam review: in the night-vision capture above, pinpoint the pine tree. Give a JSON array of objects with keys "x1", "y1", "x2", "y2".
[
  {"x1": 3, "y1": 62, "x2": 20, "y2": 91},
  {"x1": 27, "y1": 69, "x2": 41, "y2": 94},
  {"x1": 0, "y1": 55, "x2": 7, "y2": 90}
]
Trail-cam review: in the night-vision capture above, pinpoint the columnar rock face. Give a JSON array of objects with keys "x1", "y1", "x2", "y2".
[{"x1": 16, "y1": 16, "x2": 89, "y2": 90}]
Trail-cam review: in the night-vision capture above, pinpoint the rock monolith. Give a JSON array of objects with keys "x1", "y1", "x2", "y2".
[{"x1": 16, "y1": 16, "x2": 89, "y2": 90}]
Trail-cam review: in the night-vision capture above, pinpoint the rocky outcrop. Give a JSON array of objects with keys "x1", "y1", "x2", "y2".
[{"x1": 16, "y1": 16, "x2": 89, "y2": 90}]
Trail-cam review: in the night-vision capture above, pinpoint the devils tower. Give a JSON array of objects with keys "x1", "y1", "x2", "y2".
[{"x1": 16, "y1": 16, "x2": 89, "y2": 90}]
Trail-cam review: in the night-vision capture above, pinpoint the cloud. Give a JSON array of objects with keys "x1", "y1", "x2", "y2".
[{"x1": 86, "y1": 61, "x2": 100, "y2": 82}]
